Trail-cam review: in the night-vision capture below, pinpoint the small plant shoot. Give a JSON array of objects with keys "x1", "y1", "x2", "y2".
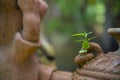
[{"x1": 72, "y1": 32, "x2": 96, "y2": 54}]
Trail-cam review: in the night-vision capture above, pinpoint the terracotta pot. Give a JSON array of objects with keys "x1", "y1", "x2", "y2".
[{"x1": 72, "y1": 28, "x2": 120, "y2": 80}]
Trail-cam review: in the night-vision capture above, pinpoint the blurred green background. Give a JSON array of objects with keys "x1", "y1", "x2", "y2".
[{"x1": 40, "y1": 0, "x2": 120, "y2": 72}]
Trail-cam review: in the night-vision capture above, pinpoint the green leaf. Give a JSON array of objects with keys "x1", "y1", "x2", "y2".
[
  {"x1": 79, "y1": 49, "x2": 87, "y2": 53},
  {"x1": 74, "y1": 40, "x2": 84, "y2": 42},
  {"x1": 72, "y1": 33, "x2": 84, "y2": 37},
  {"x1": 88, "y1": 36, "x2": 97, "y2": 41},
  {"x1": 85, "y1": 32, "x2": 93, "y2": 40},
  {"x1": 87, "y1": 32, "x2": 93, "y2": 35},
  {"x1": 84, "y1": 32, "x2": 87, "y2": 40},
  {"x1": 82, "y1": 41, "x2": 90, "y2": 49}
]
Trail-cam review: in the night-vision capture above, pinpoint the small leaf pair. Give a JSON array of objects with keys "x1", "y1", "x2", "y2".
[{"x1": 72, "y1": 32, "x2": 96, "y2": 54}]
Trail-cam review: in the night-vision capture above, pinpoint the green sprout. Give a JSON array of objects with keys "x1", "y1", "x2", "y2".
[{"x1": 72, "y1": 32, "x2": 96, "y2": 54}]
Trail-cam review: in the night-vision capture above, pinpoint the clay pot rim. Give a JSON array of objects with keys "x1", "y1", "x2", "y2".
[{"x1": 108, "y1": 28, "x2": 120, "y2": 34}]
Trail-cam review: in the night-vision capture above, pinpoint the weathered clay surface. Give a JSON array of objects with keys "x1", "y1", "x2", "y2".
[
  {"x1": 0, "y1": 0, "x2": 72, "y2": 80},
  {"x1": 0, "y1": 0, "x2": 22, "y2": 46},
  {"x1": 83, "y1": 53, "x2": 120, "y2": 74},
  {"x1": 73, "y1": 39, "x2": 120, "y2": 80}
]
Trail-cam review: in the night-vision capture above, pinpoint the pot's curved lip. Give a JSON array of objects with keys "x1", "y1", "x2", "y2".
[
  {"x1": 108, "y1": 28, "x2": 120, "y2": 40},
  {"x1": 108, "y1": 28, "x2": 120, "y2": 34}
]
